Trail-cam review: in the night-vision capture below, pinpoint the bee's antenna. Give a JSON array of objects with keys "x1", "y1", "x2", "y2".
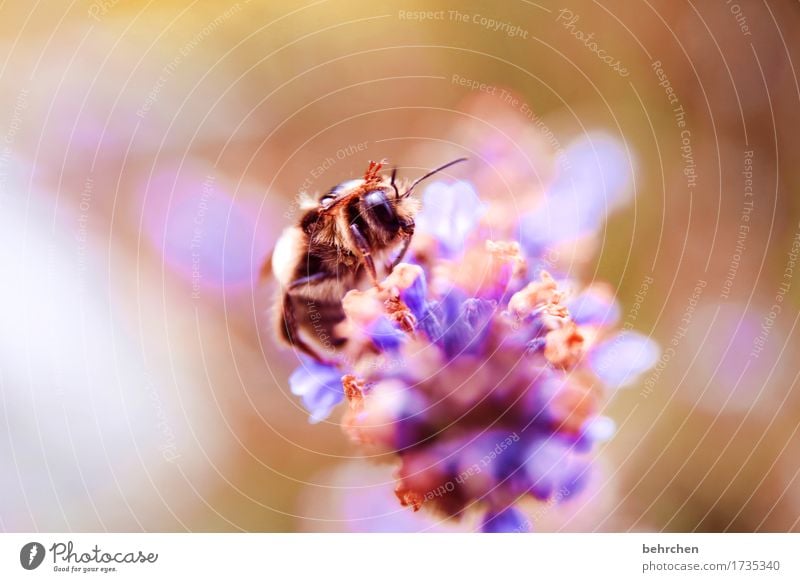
[
  {"x1": 402, "y1": 157, "x2": 468, "y2": 198},
  {"x1": 390, "y1": 167, "x2": 400, "y2": 199}
]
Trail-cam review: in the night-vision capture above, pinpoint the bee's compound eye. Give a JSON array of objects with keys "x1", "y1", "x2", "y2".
[{"x1": 364, "y1": 189, "x2": 396, "y2": 226}]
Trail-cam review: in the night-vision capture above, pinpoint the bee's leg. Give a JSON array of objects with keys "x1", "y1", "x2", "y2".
[
  {"x1": 349, "y1": 224, "x2": 378, "y2": 286},
  {"x1": 390, "y1": 223, "x2": 415, "y2": 269}
]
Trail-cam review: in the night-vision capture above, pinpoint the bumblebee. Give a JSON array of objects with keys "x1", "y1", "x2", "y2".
[{"x1": 271, "y1": 158, "x2": 466, "y2": 362}]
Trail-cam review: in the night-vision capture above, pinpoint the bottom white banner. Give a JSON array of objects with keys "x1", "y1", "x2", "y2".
[{"x1": 1, "y1": 534, "x2": 797, "y2": 581}]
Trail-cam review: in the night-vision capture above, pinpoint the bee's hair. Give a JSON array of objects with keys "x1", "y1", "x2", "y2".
[{"x1": 297, "y1": 191, "x2": 318, "y2": 211}]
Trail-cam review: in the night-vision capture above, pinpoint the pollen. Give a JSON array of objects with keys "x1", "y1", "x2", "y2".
[
  {"x1": 507, "y1": 270, "x2": 563, "y2": 320},
  {"x1": 395, "y1": 486, "x2": 425, "y2": 511},
  {"x1": 544, "y1": 321, "x2": 585, "y2": 368}
]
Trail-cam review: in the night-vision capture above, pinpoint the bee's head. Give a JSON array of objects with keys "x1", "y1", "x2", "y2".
[
  {"x1": 319, "y1": 175, "x2": 410, "y2": 235},
  {"x1": 318, "y1": 158, "x2": 467, "y2": 241}
]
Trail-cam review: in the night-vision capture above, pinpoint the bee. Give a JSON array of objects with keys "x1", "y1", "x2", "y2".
[{"x1": 271, "y1": 157, "x2": 467, "y2": 363}]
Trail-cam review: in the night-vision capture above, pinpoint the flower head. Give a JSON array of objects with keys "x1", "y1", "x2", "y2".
[{"x1": 285, "y1": 137, "x2": 655, "y2": 532}]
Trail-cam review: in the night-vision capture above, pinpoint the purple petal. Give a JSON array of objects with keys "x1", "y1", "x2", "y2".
[
  {"x1": 589, "y1": 331, "x2": 659, "y2": 388},
  {"x1": 289, "y1": 360, "x2": 344, "y2": 423},
  {"x1": 431, "y1": 293, "x2": 470, "y2": 357},
  {"x1": 568, "y1": 289, "x2": 620, "y2": 327},
  {"x1": 142, "y1": 168, "x2": 274, "y2": 292},
  {"x1": 398, "y1": 269, "x2": 428, "y2": 320},
  {"x1": 415, "y1": 180, "x2": 486, "y2": 255},
  {"x1": 525, "y1": 437, "x2": 587, "y2": 500},
  {"x1": 519, "y1": 199, "x2": 598, "y2": 253},
  {"x1": 556, "y1": 134, "x2": 633, "y2": 215},
  {"x1": 581, "y1": 416, "x2": 616, "y2": 443},
  {"x1": 368, "y1": 316, "x2": 407, "y2": 352},
  {"x1": 426, "y1": 291, "x2": 493, "y2": 358},
  {"x1": 481, "y1": 506, "x2": 531, "y2": 533}
]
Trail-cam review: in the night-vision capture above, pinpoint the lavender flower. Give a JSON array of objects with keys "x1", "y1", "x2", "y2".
[
  {"x1": 289, "y1": 359, "x2": 345, "y2": 424},
  {"x1": 287, "y1": 138, "x2": 656, "y2": 532}
]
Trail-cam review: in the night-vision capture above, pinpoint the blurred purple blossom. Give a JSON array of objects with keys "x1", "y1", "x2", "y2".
[
  {"x1": 589, "y1": 331, "x2": 660, "y2": 389},
  {"x1": 141, "y1": 166, "x2": 274, "y2": 296},
  {"x1": 520, "y1": 134, "x2": 633, "y2": 254},
  {"x1": 415, "y1": 180, "x2": 487, "y2": 255}
]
